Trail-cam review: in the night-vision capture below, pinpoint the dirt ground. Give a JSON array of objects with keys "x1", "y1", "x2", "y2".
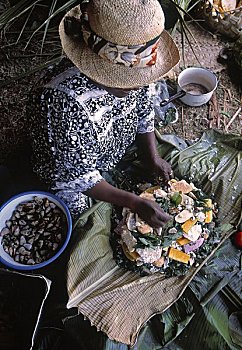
[
  {"x1": 0, "y1": 22, "x2": 241, "y2": 164},
  {"x1": 163, "y1": 23, "x2": 242, "y2": 140}
]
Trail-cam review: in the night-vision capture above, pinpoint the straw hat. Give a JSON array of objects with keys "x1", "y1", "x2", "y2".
[{"x1": 59, "y1": 0, "x2": 180, "y2": 88}]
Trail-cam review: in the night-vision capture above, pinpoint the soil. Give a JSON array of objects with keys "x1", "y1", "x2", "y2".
[
  {"x1": 0, "y1": 22, "x2": 241, "y2": 164},
  {"x1": 163, "y1": 22, "x2": 242, "y2": 140}
]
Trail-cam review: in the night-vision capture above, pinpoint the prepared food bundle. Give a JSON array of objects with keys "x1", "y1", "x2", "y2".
[{"x1": 111, "y1": 179, "x2": 220, "y2": 277}]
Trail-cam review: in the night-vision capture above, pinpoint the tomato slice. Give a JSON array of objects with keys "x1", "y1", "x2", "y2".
[{"x1": 234, "y1": 231, "x2": 242, "y2": 249}]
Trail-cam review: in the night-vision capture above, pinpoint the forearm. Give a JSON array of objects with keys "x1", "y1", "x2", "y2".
[
  {"x1": 136, "y1": 131, "x2": 158, "y2": 163},
  {"x1": 84, "y1": 179, "x2": 138, "y2": 211},
  {"x1": 136, "y1": 132, "x2": 172, "y2": 181}
]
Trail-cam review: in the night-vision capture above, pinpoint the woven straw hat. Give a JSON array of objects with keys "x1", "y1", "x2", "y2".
[{"x1": 59, "y1": 0, "x2": 180, "y2": 88}]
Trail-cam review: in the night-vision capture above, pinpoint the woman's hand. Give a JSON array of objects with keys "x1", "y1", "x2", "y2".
[
  {"x1": 148, "y1": 155, "x2": 173, "y2": 182},
  {"x1": 135, "y1": 132, "x2": 173, "y2": 182},
  {"x1": 85, "y1": 179, "x2": 171, "y2": 228},
  {"x1": 132, "y1": 197, "x2": 171, "y2": 228}
]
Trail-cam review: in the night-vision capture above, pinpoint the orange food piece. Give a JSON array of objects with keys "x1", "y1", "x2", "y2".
[
  {"x1": 169, "y1": 179, "x2": 193, "y2": 194},
  {"x1": 121, "y1": 243, "x2": 139, "y2": 262},
  {"x1": 139, "y1": 192, "x2": 156, "y2": 201},
  {"x1": 176, "y1": 236, "x2": 191, "y2": 246},
  {"x1": 204, "y1": 199, "x2": 213, "y2": 224},
  {"x1": 153, "y1": 256, "x2": 165, "y2": 267},
  {"x1": 181, "y1": 218, "x2": 198, "y2": 233},
  {"x1": 168, "y1": 247, "x2": 190, "y2": 264},
  {"x1": 143, "y1": 185, "x2": 160, "y2": 194}
]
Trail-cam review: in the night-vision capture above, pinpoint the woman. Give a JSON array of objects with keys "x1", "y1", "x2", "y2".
[{"x1": 28, "y1": 0, "x2": 180, "y2": 227}]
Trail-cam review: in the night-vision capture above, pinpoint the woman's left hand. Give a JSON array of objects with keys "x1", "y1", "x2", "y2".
[
  {"x1": 146, "y1": 156, "x2": 173, "y2": 182},
  {"x1": 135, "y1": 132, "x2": 173, "y2": 182}
]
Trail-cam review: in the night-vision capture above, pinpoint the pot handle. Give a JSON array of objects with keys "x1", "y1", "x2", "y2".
[{"x1": 159, "y1": 90, "x2": 186, "y2": 107}]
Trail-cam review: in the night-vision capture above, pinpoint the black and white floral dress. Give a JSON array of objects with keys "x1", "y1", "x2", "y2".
[{"x1": 29, "y1": 60, "x2": 155, "y2": 218}]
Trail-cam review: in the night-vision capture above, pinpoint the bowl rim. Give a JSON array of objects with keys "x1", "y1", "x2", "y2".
[{"x1": 0, "y1": 190, "x2": 72, "y2": 270}]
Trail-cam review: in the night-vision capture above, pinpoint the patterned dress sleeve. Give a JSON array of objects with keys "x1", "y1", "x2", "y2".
[
  {"x1": 136, "y1": 86, "x2": 155, "y2": 134},
  {"x1": 29, "y1": 87, "x2": 103, "y2": 217}
]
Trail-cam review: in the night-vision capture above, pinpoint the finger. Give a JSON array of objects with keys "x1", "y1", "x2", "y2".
[
  {"x1": 151, "y1": 213, "x2": 171, "y2": 227},
  {"x1": 152, "y1": 219, "x2": 169, "y2": 228},
  {"x1": 151, "y1": 218, "x2": 165, "y2": 228},
  {"x1": 163, "y1": 169, "x2": 174, "y2": 181},
  {"x1": 159, "y1": 214, "x2": 172, "y2": 224},
  {"x1": 162, "y1": 171, "x2": 170, "y2": 182}
]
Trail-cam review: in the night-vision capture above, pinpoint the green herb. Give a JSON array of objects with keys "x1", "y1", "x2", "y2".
[
  {"x1": 193, "y1": 189, "x2": 207, "y2": 200},
  {"x1": 156, "y1": 197, "x2": 170, "y2": 212},
  {"x1": 163, "y1": 107, "x2": 177, "y2": 126},
  {"x1": 170, "y1": 192, "x2": 182, "y2": 206},
  {"x1": 162, "y1": 230, "x2": 181, "y2": 247},
  {"x1": 132, "y1": 231, "x2": 162, "y2": 250}
]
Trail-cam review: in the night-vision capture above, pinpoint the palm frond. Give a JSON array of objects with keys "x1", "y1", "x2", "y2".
[
  {"x1": 40, "y1": 0, "x2": 58, "y2": 53},
  {"x1": 24, "y1": 0, "x2": 78, "y2": 50},
  {"x1": 15, "y1": 4, "x2": 35, "y2": 44},
  {"x1": 180, "y1": 18, "x2": 202, "y2": 65},
  {"x1": 0, "y1": 0, "x2": 42, "y2": 31},
  {"x1": 0, "y1": 0, "x2": 78, "y2": 51},
  {"x1": 169, "y1": 0, "x2": 205, "y2": 34},
  {"x1": 166, "y1": 0, "x2": 203, "y2": 64}
]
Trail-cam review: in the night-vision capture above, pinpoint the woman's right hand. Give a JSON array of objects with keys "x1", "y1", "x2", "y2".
[
  {"x1": 132, "y1": 197, "x2": 171, "y2": 228},
  {"x1": 85, "y1": 180, "x2": 171, "y2": 228}
]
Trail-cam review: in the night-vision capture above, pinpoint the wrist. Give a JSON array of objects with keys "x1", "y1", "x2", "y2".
[
  {"x1": 127, "y1": 193, "x2": 141, "y2": 213},
  {"x1": 142, "y1": 154, "x2": 160, "y2": 171},
  {"x1": 149, "y1": 153, "x2": 160, "y2": 163},
  {"x1": 139, "y1": 151, "x2": 157, "y2": 165},
  {"x1": 136, "y1": 132, "x2": 157, "y2": 161}
]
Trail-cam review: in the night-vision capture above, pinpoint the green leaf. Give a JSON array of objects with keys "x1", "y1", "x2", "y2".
[
  {"x1": 164, "y1": 107, "x2": 177, "y2": 126},
  {"x1": 156, "y1": 197, "x2": 170, "y2": 212},
  {"x1": 139, "y1": 237, "x2": 149, "y2": 246},
  {"x1": 170, "y1": 192, "x2": 182, "y2": 206}
]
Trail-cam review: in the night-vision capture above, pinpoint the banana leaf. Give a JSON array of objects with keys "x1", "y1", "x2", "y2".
[{"x1": 48, "y1": 129, "x2": 241, "y2": 350}]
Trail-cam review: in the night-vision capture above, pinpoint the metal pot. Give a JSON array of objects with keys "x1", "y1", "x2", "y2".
[{"x1": 160, "y1": 67, "x2": 218, "y2": 107}]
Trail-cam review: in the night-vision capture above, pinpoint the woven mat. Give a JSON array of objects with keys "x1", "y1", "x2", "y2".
[{"x1": 65, "y1": 130, "x2": 242, "y2": 346}]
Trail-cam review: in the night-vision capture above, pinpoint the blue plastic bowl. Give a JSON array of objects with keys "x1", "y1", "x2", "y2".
[{"x1": 0, "y1": 191, "x2": 72, "y2": 270}]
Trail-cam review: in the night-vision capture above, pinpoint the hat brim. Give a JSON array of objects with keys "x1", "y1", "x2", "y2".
[{"x1": 59, "y1": 6, "x2": 180, "y2": 88}]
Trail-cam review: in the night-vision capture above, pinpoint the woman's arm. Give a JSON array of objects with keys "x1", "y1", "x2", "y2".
[
  {"x1": 84, "y1": 179, "x2": 171, "y2": 228},
  {"x1": 136, "y1": 131, "x2": 172, "y2": 181},
  {"x1": 135, "y1": 88, "x2": 172, "y2": 181},
  {"x1": 136, "y1": 131, "x2": 158, "y2": 161}
]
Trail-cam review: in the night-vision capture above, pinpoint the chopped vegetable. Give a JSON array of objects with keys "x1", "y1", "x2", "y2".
[
  {"x1": 169, "y1": 179, "x2": 193, "y2": 194},
  {"x1": 168, "y1": 247, "x2": 190, "y2": 264},
  {"x1": 204, "y1": 199, "x2": 213, "y2": 223},
  {"x1": 175, "y1": 209, "x2": 194, "y2": 223},
  {"x1": 112, "y1": 177, "x2": 219, "y2": 277},
  {"x1": 170, "y1": 192, "x2": 183, "y2": 206},
  {"x1": 121, "y1": 243, "x2": 140, "y2": 261},
  {"x1": 176, "y1": 236, "x2": 191, "y2": 246},
  {"x1": 234, "y1": 231, "x2": 242, "y2": 249},
  {"x1": 181, "y1": 218, "x2": 198, "y2": 233}
]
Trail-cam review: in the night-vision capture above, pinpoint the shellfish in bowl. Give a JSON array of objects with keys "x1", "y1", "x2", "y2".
[{"x1": 0, "y1": 191, "x2": 72, "y2": 270}]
